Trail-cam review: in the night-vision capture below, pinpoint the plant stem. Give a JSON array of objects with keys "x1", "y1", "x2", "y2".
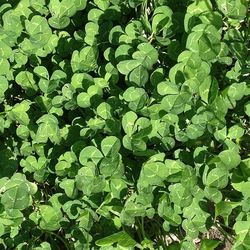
[
  {"x1": 50, "y1": 231, "x2": 71, "y2": 250},
  {"x1": 137, "y1": 226, "x2": 143, "y2": 243},
  {"x1": 28, "y1": 233, "x2": 44, "y2": 249},
  {"x1": 137, "y1": 218, "x2": 145, "y2": 242},
  {"x1": 141, "y1": 217, "x2": 146, "y2": 239}
]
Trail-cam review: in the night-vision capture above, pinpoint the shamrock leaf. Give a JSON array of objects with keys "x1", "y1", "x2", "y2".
[
  {"x1": 152, "y1": 6, "x2": 173, "y2": 34},
  {"x1": 39, "y1": 205, "x2": 63, "y2": 231},
  {"x1": 35, "y1": 114, "x2": 61, "y2": 144},
  {"x1": 71, "y1": 46, "x2": 98, "y2": 73}
]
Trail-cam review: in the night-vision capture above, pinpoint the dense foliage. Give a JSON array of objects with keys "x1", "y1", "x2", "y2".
[{"x1": 0, "y1": 0, "x2": 249, "y2": 249}]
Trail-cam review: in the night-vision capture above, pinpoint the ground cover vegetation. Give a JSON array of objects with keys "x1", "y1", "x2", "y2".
[{"x1": 0, "y1": 0, "x2": 249, "y2": 249}]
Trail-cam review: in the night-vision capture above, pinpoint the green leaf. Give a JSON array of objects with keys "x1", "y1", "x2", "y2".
[
  {"x1": 200, "y1": 239, "x2": 221, "y2": 250},
  {"x1": 34, "y1": 66, "x2": 49, "y2": 80},
  {"x1": 206, "y1": 167, "x2": 228, "y2": 188},
  {"x1": 245, "y1": 102, "x2": 250, "y2": 117},
  {"x1": 95, "y1": 231, "x2": 137, "y2": 247},
  {"x1": 216, "y1": 0, "x2": 247, "y2": 20},
  {"x1": 219, "y1": 150, "x2": 241, "y2": 170},
  {"x1": 16, "y1": 125, "x2": 30, "y2": 139},
  {"x1": 94, "y1": 0, "x2": 110, "y2": 11},
  {"x1": 101, "y1": 136, "x2": 121, "y2": 157},
  {"x1": 122, "y1": 111, "x2": 137, "y2": 136},
  {"x1": 133, "y1": 43, "x2": 158, "y2": 70},
  {"x1": 0, "y1": 41, "x2": 12, "y2": 59},
  {"x1": 164, "y1": 159, "x2": 183, "y2": 180},
  {"x1": 15, "y1": 71, "x2": 37, "y2": 93},
  {"x1": 186, "y1": 124, "x2": 205, "y2": 140},
  {"x1": 25, "y1": 15, "x2": 52, "y2": 48},
  {"x1": 123, "y1": 87, "x2": 148, "y2": 111},
  {"x1": 186, "y1": 24, "x2": 222, "y2": 61},
  {"x1": 110, "y1": 179, "x2": 127, "y2": 198},
  {"x1": 0, "y1": 76, "x2": 8, "y2": 99},
  {"x1": 77, "y1": 92, "x2": 91, "y2": 108},
  {"x1": 0, "y1": 58, "x2": 10, "y2": 75},
  {"x1": 233, "y1": 220, "x2": 250, "y2": 249},
  {"x1": 1, "y1": 183, "x2": 31, "y2": 210},
  {"x1": 129, "y1": 65, "x2": 149, "y2": 87},
  {"x1": 117, "y1": 60, "x2": 141, "y2": 75},
  {"x1": 169, "y1": 183, "x2": 193, "y2": 208},
  {"x1": 204, "y1": 187, "x2": 222, "y2": 204},
  {"x1": 34, "y1": 242, "x2": 52, "y2": 250},
  {"x1": 79, "y1": 146, "x2": 103, "y2": 165},
  {"x1": 115, "y1": 44, "x2": 132, "y2": 60},
  {"x1": 9, "y1": 101, "x2": 31, "y2": 125},
  {"x1": 152, "y1": 6, "x2": 173, "y2": 34},
  {"x1": 96, "y1": 102, "x2": 112, "y2": 119},
  {"x1": 36, "y1": 114, "x2": 61, "y2": 144},
  {"x1": 0, "y1": 0, "x2": 248, "y2": 247},
  {"x1": 215, "y1": 201, "x2": 239, "y2": 225},
  {"x1": 55, "y1": 161, "x2": 71, "y2": 176},
  {"x1": 59, "y1": 179, "x2": 77, "y2": 198},
  {"x1": 227, "y1": 82, "x2": 246, "y2": 101},
  {"x1": 140, "y1": 162, "x2": 168, "y2": 187},
  {"x1": 157, "y1": 81, "x2": 179, "y2": 95},
  {"x1": 75, "y1": 0, "x2": 87, "y2": 10},
  {"x1": 71, "y1": 46, "x2": 98, "y2": 73},
  {"x1": 39, "y1": 205, "x2": 63, "y2": 231}
]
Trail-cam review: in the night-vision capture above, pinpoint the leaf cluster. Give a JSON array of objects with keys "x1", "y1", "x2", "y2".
[{"x1": 0, "y1": 0, "x2": 249, "y2": 249}]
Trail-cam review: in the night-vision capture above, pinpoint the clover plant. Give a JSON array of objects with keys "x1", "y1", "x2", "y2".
[{"x1": 0, "y1": 0, "x2": 249, "y2": 249}]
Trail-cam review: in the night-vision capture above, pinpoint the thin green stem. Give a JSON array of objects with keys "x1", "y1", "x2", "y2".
[
  {"x1": 136, "y1": 223, "x2": 143, "y2": 243},
  {"x1": 136, "y1": 218, "x2": 145, "y2": 242},
  {"x1": 28, "y1": 232, "x2": 44, "y2": 249},
  {"x1": 50, "y1": 231, "x2": 71, "y2": 250},
  {"x1": 144, "y1": 0, "x2": 148, "y2": 20},
  {"x1": 140, "y1": 217, "x2": 146, "y2": 239}
]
